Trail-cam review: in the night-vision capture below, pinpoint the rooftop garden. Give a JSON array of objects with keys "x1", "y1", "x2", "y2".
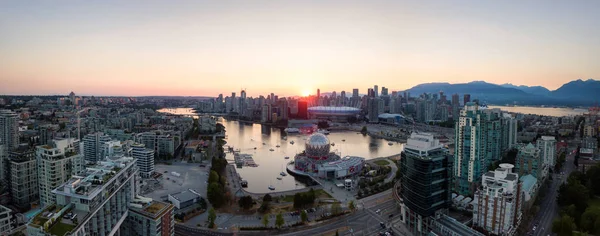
[
  {"x1": 48, "y1": 221, "x2": 76, "y2": 236},
  {"x1": 144, "y1": 202, "x2": 167, "y2": 214}
]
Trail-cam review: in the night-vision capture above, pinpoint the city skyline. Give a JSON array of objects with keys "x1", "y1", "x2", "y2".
[{"x1": 2, "y1": 1, "x2": 600, "y2": 96}]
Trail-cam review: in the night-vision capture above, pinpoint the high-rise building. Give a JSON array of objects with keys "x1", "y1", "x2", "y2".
[
  {"x1": 317, "y1": 89, "x2": 320, "y2": 99},
  {"x1": 473, "y1": 164, "x2": 522, "y2": 236},
  {"x1": 297, "y1": 101, "x2": 308, "y2": 119},
  {"x1": 463, "y1": 94, "x2": 471, "y2": 105},
  {"x1": 515, "y1": 143, "x2": 543, "y2": 179},
  {"x1": 454, "y1": 103, "x2": 491, "y2": 195},
  {"x1": 374, "y1": 85, "x2": 379, "y2": 97},
  {"x1": 399, "y1": 133, "x2": 453, "y2": 235},
  {"x1": 340, "y1": 91, "x2": 346, "y2": 106},
  {"x1": 451, "y1": 94, "x2": 460, "y2": 107},
  {"x1": 82, "y1": 132, "x2": 111, "y2": 163},
  {"x1": 367, "y1": 88, "x2": 374, "y2": 97},
  {"x1": 0, "y1": 109, "x2": 18, "y2": 181},
  {"x1": 28, "y1": 156, "x2": 138, "y2": 236},
  {"x1": 352, "y1": 89, "x2": 359, "y2": 98},
  {"x1": 381, "y1": 87, "x2": 388, "y2": 96},
  {"x1": 125, "y1": 199, "x2": 175, "y2": 236},
  {"x1": 368, "y1": 98, "x2": 380, "y2": 123},
  {"x1": 136, "y1": 131, "x2": 180, "y2": 159},
  {"x1": 8, "y1": 145, "x2": 38, "y2": 210},
  {"x1": 501, "y1": 114, "x2": 518, "y2": 150},
  {"x1": 261, "y1": 104, "x2": 271, "y2": 123},
  {"x1": 132, "y1": 143, "x2": 155, "y2": 178},
  {"x1": 538, "y1": 136, "x2": 557, "y2": 170},
  {"x1": 36, "y1": 138, "x2": 83, "y2": 207}
]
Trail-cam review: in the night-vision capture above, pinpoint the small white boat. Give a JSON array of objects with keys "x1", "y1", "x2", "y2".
[
  {"x1": 276, "y1": 145, "x2": 280, "y2": 148},
  {"x1": 331, "y1": 143, "x2": 335, "y2": 146},
  {"x1": 268, "y1": 185, "x2": 276, "y2": 190},
  {"x1": 269, "y1": 148, "x2": 274, "y2": 151},
  {"x1": 388, "y1": 142, "x2": 393, "y2": 145},
  {"x1": 290, "y1": 141, "x2": 295, "y2": 144},
  {"x1": 284, "y1": 156, "x2": 290, "y2": 159},
  {"x1": 280, "y1": 171, "x2": 287, "y2": 176},
  {"x1": 277, "y1": 176, "x2": 283, "y2": 180}
]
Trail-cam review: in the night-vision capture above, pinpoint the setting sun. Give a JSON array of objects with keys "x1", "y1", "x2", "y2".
[{"x1": 301, "y1": 90, "x2": 311, "y2": 97}]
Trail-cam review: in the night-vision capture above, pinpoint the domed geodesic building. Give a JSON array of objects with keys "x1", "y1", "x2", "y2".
[
  {"x1": 292, "y1": 133, "x2": 365, "y2": 179},
  {"x1": 304, "y1": 133, "x2": 331, "y2": 159}
]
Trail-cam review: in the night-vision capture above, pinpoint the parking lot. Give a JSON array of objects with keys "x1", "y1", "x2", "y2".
[{"x1": 143, "y1": 162, "x2": 210, "y2": 202}]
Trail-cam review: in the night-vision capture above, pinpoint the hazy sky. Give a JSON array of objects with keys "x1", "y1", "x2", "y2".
[{"x1": 1, "y1": 1, "x2": 599, "y2": 97}]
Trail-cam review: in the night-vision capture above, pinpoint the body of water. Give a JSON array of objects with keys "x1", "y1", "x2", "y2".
[
  {"x1": 158, "y1": 108, "x2": 404, "y2": 193},
  {"x1": 488, "y1": 106, "x2": 587, "y2": 117}
]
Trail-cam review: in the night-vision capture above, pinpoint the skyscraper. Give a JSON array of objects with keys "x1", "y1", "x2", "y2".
[
  {"x1": 399, "y1": 133, "x2": 453, "y2": 235},
  {"x1": 367, "y1": 97, "x2": 380, "y2": 123},
  {"x1": 463, "y1": 94, "x2": 471, "y2": 105},
  {"x1": 36, "y1": 138, "x2": 83, "y2": 206},
  {"x1": 367, "y1": 88, "x2": 374, "y2": 97},
  {"x1": 381, "y1": 87, "x2": 388, "y2": 96},
  {"x1": 373, "y1": 85, "x2": 379, "y2": 97},
  {"x1": 454, "y1": 103, "x2": 490, "y2": 195},
  {"x1": 451, "y1": 94, "x2": 460, "y2": 107},
  {"x1": 352, "y1": 89, "x2": 359, "y2": 98},
  {"x1": 317, "y1": 89, "x2": 320, "y2": 99},
  {"x1": 340, "y1": 91, "x2": 346, "y2": 106},
  {"x1": 297, "y1": 101, "x2": 308, "y2": 119}
]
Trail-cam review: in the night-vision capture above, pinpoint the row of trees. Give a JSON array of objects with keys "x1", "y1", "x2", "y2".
[
  {"x1": 554, "y1": 164, "x2": 600, "y2": 235},
  {"x1": 293, "y1": 189, "x2": 316, "y2": 209},
  {"x1": 207, "y1": 145, "x2": 229, "y2": 208}
]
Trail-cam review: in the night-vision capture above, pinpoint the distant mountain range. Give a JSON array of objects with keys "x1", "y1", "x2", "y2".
[{"x1": 404, "y1": 79, "x2": 600, "y2": 106}]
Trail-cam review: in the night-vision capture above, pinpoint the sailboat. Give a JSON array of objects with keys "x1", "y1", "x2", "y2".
[
  {"x1": 277, "y1": 176, "x2": 283, "y2": 180},
  {"x1": 280, "y1": 164, "x2": 287, "y2": 176}
]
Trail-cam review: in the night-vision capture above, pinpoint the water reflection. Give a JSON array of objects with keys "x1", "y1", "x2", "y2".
[{"x1": 158, "y1": 108, "x2": 405, "y2": 193}]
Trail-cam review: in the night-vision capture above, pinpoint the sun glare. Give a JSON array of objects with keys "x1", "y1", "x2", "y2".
[{"x1": 301, "y1": 90, "x2": 311, "y2": 97}]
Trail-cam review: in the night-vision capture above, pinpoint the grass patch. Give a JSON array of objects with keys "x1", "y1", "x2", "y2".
[
  {"x1": 314, "y1": 189, "x2": 333, "y2": 198},
  {"x1": 48, "y1": 222, "x2": 76, "y2": 236},
  {"x1": 374, "y1": 160, "x2": 389, "y2": 166},
  {"x1": 280, "y1": 195, "x2": 295, "y2": 202}
]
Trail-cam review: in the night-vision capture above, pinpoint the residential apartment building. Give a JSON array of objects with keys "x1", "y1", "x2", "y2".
[
  {"x1": 473, "y1": 164, "x2": 522, "y2": 236},
  {"x1": 584, "y1": 125, "x2": 596, "y2": 137},
  {"x1": 132, "y1": 143, "x2": 155, "y2": 178},
  {"x1": 136, "y1": 130, "x2": 180, "y2": 159},
  {"x1": 399, "y1": 133, "x2": 453, "y2": 235},
  {"x1": 537, "y1": 136, "x2": 557, "y2": 168},
  {"x1": 27, "y1": 157, "x2": 138, "y2": 236},
  {"x1": 124, "y1": 198, "x2": 174, "y2": 236},
  {"x1": 0, "y1": 109, "x2": 19, "y2": 182},
  {"x1": 82, "y1": 132, "x2": 111, "y2": 163},
  {"x1": 0, "y1": 205, "x2": 13, "y2": 234},
  {"x1": 8, "y1": 145, "x2": 38, "y2": 210},
  {"x1": 36, "y1": 138, "x2": 83, "y2": 207},
  {"x1": 515, "y1": 143, "x2": 544, "y2": 180},
  {"x1": 455, "y1": 103, "x2": 498, "y2": 196}
]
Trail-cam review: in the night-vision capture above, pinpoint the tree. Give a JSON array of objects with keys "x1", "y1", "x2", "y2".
[
  {"x1": 300, "y1": 210, "x2": 308, "y2": 223},
  {"x1": 361, "y1": 126, "x2": 368, "y2": 134},
  {"x1": 580, "y1": 207, "x2": 600, "y2": 234},
  {"x1": 331, "y1": 202, "x2": 342, "y2": 215},
  {"x1": 238, "y1": 196, "x2": 253, "y2": 210},
  {"x1": 207, "y1": 182, "x2": 224, "y2": 207},
  {"x1": 348, "y1": 200, "x2": 356, "y2": 211},
  {"x1": 59, "y1": 122, "x2": 66, "y2": 130},
  {"x1": 261, "y1": 214, "x2": 269, "y2": 228},
  {"x1": 275, "y1": 212, "x2": 285, "y2": 228},
  {"x1": 552, "y1": 215, "x2": 576, "y2": 236},
  {"x1": 208, "y1": 208, "x2": 216, "y2": 228},
  {"x1": 208, "y1": 171, "x2": 219, "y2": 183},
  {"x1": 263, "y1": 194, "x2": 272, "y2": 202}
]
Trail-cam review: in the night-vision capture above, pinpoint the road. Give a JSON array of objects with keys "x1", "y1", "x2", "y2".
[
  {"x1": 174, "y1": 190, "x2": 409, "y2": 236},
  {"x1": 530, "y1": 147, "x2": 577, "y2": 236}
]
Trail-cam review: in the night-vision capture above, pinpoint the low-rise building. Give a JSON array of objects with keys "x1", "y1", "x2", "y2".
[
  {"x1": 168, "y1": 190, "x2": 201, "y2": 209},
  {"x1": 0, "y1": 205, "x2": 14, "y2": 235}
]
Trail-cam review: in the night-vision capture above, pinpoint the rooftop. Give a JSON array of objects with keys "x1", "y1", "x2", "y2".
[
  {"x1": 53, "y1": 156, "x2": 135, "y2": 199},
  {"x1": 129, "y1": 197, "x2": 173, "y2": 219},
  {"x1": 169, "y1": 190, "x2": 200, "y2": 202}
]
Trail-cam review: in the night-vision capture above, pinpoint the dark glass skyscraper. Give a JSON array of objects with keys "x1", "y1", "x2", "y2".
[{"x1": 400, "y1": 133, "x2": 453, "y2": 236}]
